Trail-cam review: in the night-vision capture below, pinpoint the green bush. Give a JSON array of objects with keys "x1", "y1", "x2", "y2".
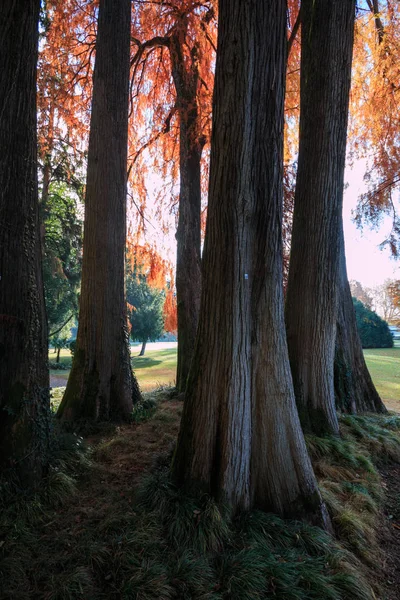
[{"x1": 353, "y1": 298, "x2": 393, "y2": 349}]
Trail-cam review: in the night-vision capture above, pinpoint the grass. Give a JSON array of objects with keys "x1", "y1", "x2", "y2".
[
  {"x1": 7, "y1": 339, "x2": 393, "y2": 599},
  {"x1": 3, "y1": 389, "x2": 400, "y2": 600},
  {"x1": 364, "y1": 343, "x2": 400, "y2": 412},
  {"x1": 49, "y1": 343, "x2": 400, "y2": 414},
  {"x1": 49, "y1": 343, "x2": 178, "y2": 392}
]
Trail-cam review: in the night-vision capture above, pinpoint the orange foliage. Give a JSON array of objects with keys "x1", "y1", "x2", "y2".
[
  {"x1": 38, "y1": 0, "x2": 96, "y2": 164},
  {"x1": 126, "y1": 241, "x2": 177, "y2": 334},
  {"x1": 38, "y1": 0, "x2": 400, "y2": 258},
  {"x1": 349, "y1": 1, "x2": 400, "y2": 253},
  {"x1": 127, "y1": 0, "x2": 217, "y2": 236}
]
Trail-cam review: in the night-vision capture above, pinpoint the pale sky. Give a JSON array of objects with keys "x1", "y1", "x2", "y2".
[
  {"x1": 132, "y1": 156, "x2": 400, "y2": 289},
  {"x1": 343, "y1": 159, "x2": 400, "y2": 288}
]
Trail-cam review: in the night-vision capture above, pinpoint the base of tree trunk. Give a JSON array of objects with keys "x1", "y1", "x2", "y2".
[{"x1": 57, "y1": 345, "x2": 141, "y2": 422}]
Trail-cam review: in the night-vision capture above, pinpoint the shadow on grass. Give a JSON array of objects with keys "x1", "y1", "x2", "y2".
[{"x1": 131, "y1": 357, "x2": 163, "y2": 369}]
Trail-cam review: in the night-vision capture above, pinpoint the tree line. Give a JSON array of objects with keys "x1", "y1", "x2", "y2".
[{"x1": 0, "y1": 0, "x2": 397, "y2": 524}]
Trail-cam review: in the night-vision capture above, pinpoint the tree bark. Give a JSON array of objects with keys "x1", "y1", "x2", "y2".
[
  {"x1": 285, "y1": 0, "x2": 355, "y2": 436},
  {"x1": 139, "y1": 340, "x2": 147, "y2": 356},
  {"x1": 170, "y1": 24, "x2": 203, "y2": 394},
  {"x1": 56, "y1": 347, "x2": 61, "y2": 363},
  {"x1": 335, "y1": 224, "x2": 387, "y2": 413},
  {"x1": 58, "y1": 0, "x2": 141, "y2": 422},
  {"x1": 172, "y1": 0, "x2": 329, "y2": 528},
  {"x1": 0, "y1": 0, "x2": 50, "y2": 485}
]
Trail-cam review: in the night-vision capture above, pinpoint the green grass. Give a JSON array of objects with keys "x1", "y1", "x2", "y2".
[
  {"x1": 49, "y1": 345, "x2": 178, "y2": 392},
  {"x1": 131, "y1": 347, "x2": 177, "y2": 391},
  {"x1": 363, "y1": 343, "x2": 400, "y2": 412},
  {"x1": 49, "y1": 343, "x2": 400, "y2": 413}
]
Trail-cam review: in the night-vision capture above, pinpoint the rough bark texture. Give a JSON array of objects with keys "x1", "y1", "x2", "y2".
[
  {"x1": 0, "y1": 0, "x2": 50, "y2": 485},
  {"x1": 58, "y1": 0, "x2": 141, "y2": 422},
  {"x1": 172, "y1": 0, "x2": 329, "y2": 528},
  {"x1": 285, "y1": 0, "x2": 355, "y2": 436},
  {"x1": 335, "y1": 224, "x2": 387, "y2": 413},
  {"x1": 170, "y1": 24, "x2": 203, "y2": 393}
]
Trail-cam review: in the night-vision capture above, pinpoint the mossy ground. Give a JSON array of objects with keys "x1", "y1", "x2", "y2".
[{"x1": 1, "y1": 389, "x2": 400, "y2": 599}]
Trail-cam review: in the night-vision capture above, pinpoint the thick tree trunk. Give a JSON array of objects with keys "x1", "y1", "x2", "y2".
[
  {"x1": 58, "y1": 0, "x2": 141, "y2": 422},
  {"x1": 172, "y1": 0, "x2": 329, "y2": 528},
  {"x1": 170, "y1": 29, "x2": 203, "y2": 394},
  {"x1": 0, "y1": 0, "x2": 50, "y2": 485},
  {"x1": 285, "y1": 0, "x2": 355, "y2": 436},
  {"x1": 139, "y1": 340, "x2": 147, "y2": 356},
  {"x1": 335, "y1": 224, "x2": 387, "y2": 413}
]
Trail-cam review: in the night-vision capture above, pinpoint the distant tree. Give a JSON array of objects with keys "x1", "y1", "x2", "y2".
[
  {"x1": 385, "y1": 280, "x2": 400, "y2": 325},
  {"x1": 126, "y1": 272, "x2": 165, "y2": 356},
  {"x1": 368, "y1": 279, "x2": 400, "y2": 325},
  {"x1": 0, "y1": 0, "x2": 50, "y2": 485},
  {"x1": 354, "y1": 298, "x2": 393, "y2": 348},
  {"x1": 50, "y1": 320, "x2": 74, "y2": 364},
  {"x1": 349, "y1": 280, "x2": 373, "y2": 309},
  {"x1": 42, "y1": 182, "x2": 82, "y2": 342}
]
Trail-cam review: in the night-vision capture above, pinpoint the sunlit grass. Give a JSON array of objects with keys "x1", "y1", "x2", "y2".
[
  {"x1": 364, "y1": 344, "x2": 400, "y2": 412},
  {"x1": 131, "y1": 346, "x2": 177, "y2": 391},
  {"x1": 49, "y1": 343, "x2": 400, "y2": 413},
  {"x1": 49, "y1": 344, "x2": 178, "y2": 392}
]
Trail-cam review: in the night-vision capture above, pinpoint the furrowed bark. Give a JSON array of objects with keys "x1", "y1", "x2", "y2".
[
  {"x1": 172, "y1": 0, "x2": 329, "y2": 528},
  {"x1": 0, "y1": 0, "x2": 50, "y2": 485},
  {"x1": 285, "y1": 0, "x2": 355, "y2": 436},
  {"x1": 58, "y1": 0, "x2": 141, "y2": 422}
]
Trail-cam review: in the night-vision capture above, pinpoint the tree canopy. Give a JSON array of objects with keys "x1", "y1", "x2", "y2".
[{"x1": 126, "y1": 270, "x2": 165, "y2": 355}]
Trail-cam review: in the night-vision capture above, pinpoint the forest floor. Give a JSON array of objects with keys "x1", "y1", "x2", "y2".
[{"x1": 2, "y1": 389, "x2": 400, "y2": 599}]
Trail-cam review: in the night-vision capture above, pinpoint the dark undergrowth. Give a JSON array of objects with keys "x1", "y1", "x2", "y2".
[{"x1": 1, "y1": 392, "x2": 399, "y2": 600}]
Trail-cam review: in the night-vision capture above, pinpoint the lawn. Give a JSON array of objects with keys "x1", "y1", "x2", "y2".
[
  {"x1": 364, "y1": 343, "x2": 400, "y2": 413},
  {"x1": 49, "y1": 341, "x2": 400, "y2": 413},
  {"x1": 49, "y1": 342, "x2": 178, "y2": 391}
]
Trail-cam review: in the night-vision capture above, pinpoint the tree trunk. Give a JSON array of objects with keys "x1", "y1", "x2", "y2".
[
  {"x1": 56, "y1": 347, "x2": 61, "y2": 363},
  {"x1": 335, "y1": 224, "x2": 387, "y2": 413},
  {"x1": 139, "y1": 340, "x2": 147, "y2": 356},
  {"x1": 170, "y1": 27, "x2": 203, "y2": 394},
  {"x1": 0, "y1": 0, "x2": 50, "y2": 486},
  {"x1": 57, "y1": 0, "x2": 141, "y2": 422},
  {"x1": 285, "y1": 0, "x2": 355, "y2": 436},
  {"x1": 172, "y1": 0, "x2": 329, "y2": 528}
]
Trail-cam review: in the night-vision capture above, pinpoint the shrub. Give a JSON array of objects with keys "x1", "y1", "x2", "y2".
[{"x1": 353, "y1": 298, "x2": 393, "y2": 348}]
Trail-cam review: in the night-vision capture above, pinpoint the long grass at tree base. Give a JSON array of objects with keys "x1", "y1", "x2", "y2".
[{"x1": 1, "y1": 391, "x2": 399, "y2": 599}]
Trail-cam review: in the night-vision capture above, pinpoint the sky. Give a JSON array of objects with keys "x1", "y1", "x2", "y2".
[
  {"x1": 132, "y1": 155, "x2": 400, "y2": 290},
  {"x1": 343, "y1": 159, "x2": 399, "y2": 288}
]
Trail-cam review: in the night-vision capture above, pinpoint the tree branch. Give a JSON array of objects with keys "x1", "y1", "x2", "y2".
[
  {"x1": 49, "y1": 314, "x2": 74, "y2": 338},
  {"x1": 287, "y1": 7, "x2": 301, "y2": 56}
]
